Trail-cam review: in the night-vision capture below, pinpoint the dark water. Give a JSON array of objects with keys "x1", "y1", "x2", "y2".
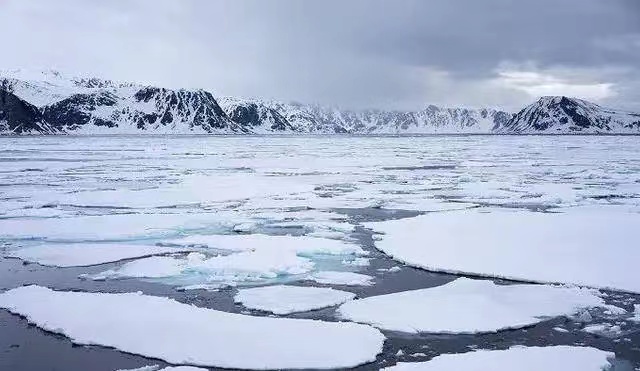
[{"x1": 1, "y1": 207, "x2": 639, "y2": 370}]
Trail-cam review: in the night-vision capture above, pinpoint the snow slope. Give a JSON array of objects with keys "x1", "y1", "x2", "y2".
[{"x1": 499, "y1": 96, "x2": 640, "y2": 133}]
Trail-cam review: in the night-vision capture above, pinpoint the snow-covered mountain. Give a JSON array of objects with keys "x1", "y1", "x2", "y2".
[
  {"x1": 0, "y1": 70, "x2": 244, "y2": 134},
  {"x1": 219, "y1": 97, "x2": 512, "y2": 134},
  {"x1": 498, "y1": 96, "x2": 640, "y2": 134},
  {"x1": 1, "y1": 70, "x2": 639, "y2": 134}
]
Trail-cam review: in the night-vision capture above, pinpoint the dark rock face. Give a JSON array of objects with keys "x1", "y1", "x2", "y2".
[
  {"x1": 42, "y1": 91, "x2": 119, "y2": 130},
  {"x1": 0, "y1": 89, "x2": 51, "y2": 134},
  {"x1": 224, "y1": 102, "x2": 291, "y2": 131},
  {"x1": 129, "y1": 87, "x2": 242, "y2": 132}
]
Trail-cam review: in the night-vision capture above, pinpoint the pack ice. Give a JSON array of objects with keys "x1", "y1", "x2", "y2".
[
  {"x1": 365, "y1": 208, "x2": 640, "y2": 293},
  {"x1": 0, "y1": 285, "x2": 385, "y2": 370}
]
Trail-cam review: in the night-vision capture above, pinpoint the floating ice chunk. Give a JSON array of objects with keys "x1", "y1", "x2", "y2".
[
  {"x1": 92, "y1": 249, "x2": 314, "y2": 283},
  {"x1": 582, "y1": 323, "x2": 623, "y2": 337},
  {"x1": 553, "y1": 327, "x2": 569, "y2": 333},
  {"x1": 338, "y1": 278, "x2": 613, "y2": 333},
  {"x1": 6, "y1": 243, "x2": 194, "y2": 267},
  {"x1": 0, "y1": 286, "x2": 385, "y2": 370},
  {"x1": 633, "y1": 304, "x2": 640, "y2": 322},
  {"x1": 235, "y1": 285, "x2": 356, "y2": 314},
  {"x1": 310, "y1": 271, "x2": 374, "y2": 286},
  {"x1": 365, "y1": 209, "x2": 640, "y2": 293},
  {"x1": 163, "y1": 234, "x2": 364, "y2": 256},
  {"x1": 382, "y1": 346, "x2": 614, "y2": 371}
]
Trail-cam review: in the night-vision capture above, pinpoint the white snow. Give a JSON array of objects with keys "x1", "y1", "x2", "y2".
[
  {"x1": 382, "y1": 346, "x2": 614, "y2": 371},
  {"x1": 234, "y1": 285, "x2": 356, "y2": 314},
  {"x1": 0, "y1": 285, "x2": 385, "y2": 370},
  {"x1": 309, "y1": 271, "x2": 374, "y2": 286},
  {"x1": 6, "y1": 243, "x2": 194, "y2": 267},
  {"x1": 365, "y1": 208, "x2": 640, "y2": 293},
  {"x1": 338, "y1": 278, "x2": 616, "y2": 333}
]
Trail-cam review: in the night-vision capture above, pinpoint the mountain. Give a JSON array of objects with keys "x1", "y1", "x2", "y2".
[
  {"x1": 0, "y1": 88, "x2": 57, "y2": 134},
  {"x1": 218, "y1": 97, "x2": 512, "y2": 134},
  {"x1": 0, "y1": 70, "x2": 244, "y2": 134},
  {"x1": 498, "y1": 96, "x2": 640, "y2": 134},
  {"x1": 1, "y1": 70, "x2": 639, "y2": 135}
]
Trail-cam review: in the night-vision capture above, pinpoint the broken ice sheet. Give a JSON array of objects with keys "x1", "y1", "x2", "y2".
[
  {"x1": 382, "y1": 346, "x2": 614, "y2": 371},
  {"x1": 5, "y1": 243, "x2": 196, "y2": 267},
  {"x1": 338, "y1": 278, "x2": 623, "y2": 333},
  {"x1": 365, "y1": 207, "x2": 640, "y2": 293},
  {"x1": 235, "y1": 285, "x2": 356, "y2": 314},
  {"x1": 0, "y1": 285, "x2": 385, "y2": 370}
]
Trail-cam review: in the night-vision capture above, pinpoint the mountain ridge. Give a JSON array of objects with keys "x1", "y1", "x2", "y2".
[{"x1": 1, "y1": 70, "x2": 638, "y2": 135}]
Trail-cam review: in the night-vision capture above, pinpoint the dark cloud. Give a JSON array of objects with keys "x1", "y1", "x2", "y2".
[{"x1": 0, "y1": 0, "x2": 638, "y2": 111}]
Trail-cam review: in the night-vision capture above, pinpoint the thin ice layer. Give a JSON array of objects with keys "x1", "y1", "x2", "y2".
[
  {"x1": 338, "y1": 278, "x2": 620, "y2": 333},
  {"x1": 235, "y1": 285, "x2": 356, "y2": 314},
  {"x1": 6, "y1": 243, "x2": 194, "y2": 267},
  {"x1": 0, "y1": 285, "x2": 385, "y2": 370},
  {"x1": 382, "y1": 346, "x2": 614, "y2": 371},
  {"x1": 365, "y1": 208, "x2": 640, "y2": 293}
]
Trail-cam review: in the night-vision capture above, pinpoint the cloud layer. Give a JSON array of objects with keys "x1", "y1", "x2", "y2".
[{"x1": 1, "y1": 0, "x2": 638, "y2": 111}]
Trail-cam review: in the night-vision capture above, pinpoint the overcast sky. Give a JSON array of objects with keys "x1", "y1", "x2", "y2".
[{"x1": 1, "y1": 0, "x2": 639, "y2": 111}]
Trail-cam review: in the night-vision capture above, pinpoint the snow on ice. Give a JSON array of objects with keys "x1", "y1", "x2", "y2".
[
  {"x1": 382, "y1": 346, "x2": 614, "y2": 371},
  {"x1": 235, "y1": 285, "x2": 356, "y2": 314},
  {"x1": 365, "y1": 208, "x2": 640, "y2": 293},
  {"x1": 338, "y1": 278, "x2": 622, "y2": 333},
  {"x1": 0, "y1": 285, "x2": 385, "y2": 370},
  {"x1": 6, "y1": 243, "x2": 195, "y2": 267}
]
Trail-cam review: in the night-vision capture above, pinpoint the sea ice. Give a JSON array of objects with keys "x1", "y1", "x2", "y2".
[
  {"x1": 382, "y1": 346, "x2": 614, "y2": 371},
  {"x1": 0, "y1": 285, "x2": 385, "y2": 370},
  {"x1": 91, "y1": 250, "x2": 314, "y2": 283},
  {"x1": 0, "y1": 213, "x2": 236, "y2": 242},
  {"x1": 338, "y1": 278, "x2": 617, "y2": 333},
  {"x1": 6, "y1": 243, "x2": 195, "y2": 267},
  {"x1": 365, "y1": 208, "x2": 640, "y2": 293},
  {"x1": 309, "y1": 271, "x2": 374, "y2": 286},
  {"x1": 162, "y1": 233, "x2": 364, "y2": 256},
  {"x1": 235, "y1": 285, "x2": 356, "y2": 314}
]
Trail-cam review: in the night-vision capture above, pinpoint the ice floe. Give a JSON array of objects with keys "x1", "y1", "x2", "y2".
[
  {"x1": 382, "y1": 346, "x2": 614, "y2": 371},
  {"x1": 365, "y1": 208, "x2": 640, "y2": 293},
  {"x1": 117, "y1": 366, "x2": 207, "y2": 371},
  {"x1": 0, "y1": 213, "x2": 238, "y2": 242},
  {"x1": 338, "y1": 278, "x2": 621, "y2": 333},
  {"x1": 5, "y1": 243, "x2": 194, "y2": 267},
  {"x1": 235, "y1": 285, "x2": 356, "y2": 314},
  {"x1": 309, "y1": 271, "x2": 374, "y2": 286},
  {"x1": 0, "y1": 285, "x2": 385, "y2": 370}
]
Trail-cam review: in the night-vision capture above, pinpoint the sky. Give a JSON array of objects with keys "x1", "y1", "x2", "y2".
[{"x1": 1, "y1": 0, "x2": 639, "y2": 112}]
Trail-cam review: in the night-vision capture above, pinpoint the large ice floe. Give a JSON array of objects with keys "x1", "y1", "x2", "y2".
[
  {"x1": 382, "y1": 346, "x2": 614, "y2": 371},
  {"x1": 5, "y1": 243, "x2": 195, "y2": 267},
  {"x1": 235, "y1": 285, "x2": 356, "y2": 314},
  {"x1": 337, "y1": 278, "x2": 623, "y2": 333},
  {"x1": 0, "y1": 285, "x2": 385, "y2": 369},
  {"x1": 365, "y1": 208, "x2": 640, "y2": 293}
]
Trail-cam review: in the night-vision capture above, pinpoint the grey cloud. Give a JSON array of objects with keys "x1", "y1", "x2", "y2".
[{"x1": 0, "y1": 0, "x2": 638, "y2": 111}]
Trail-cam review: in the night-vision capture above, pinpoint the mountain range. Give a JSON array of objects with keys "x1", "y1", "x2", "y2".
[{"x1": 1, "y1": 70, "x2": 639, "y2": 135}]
